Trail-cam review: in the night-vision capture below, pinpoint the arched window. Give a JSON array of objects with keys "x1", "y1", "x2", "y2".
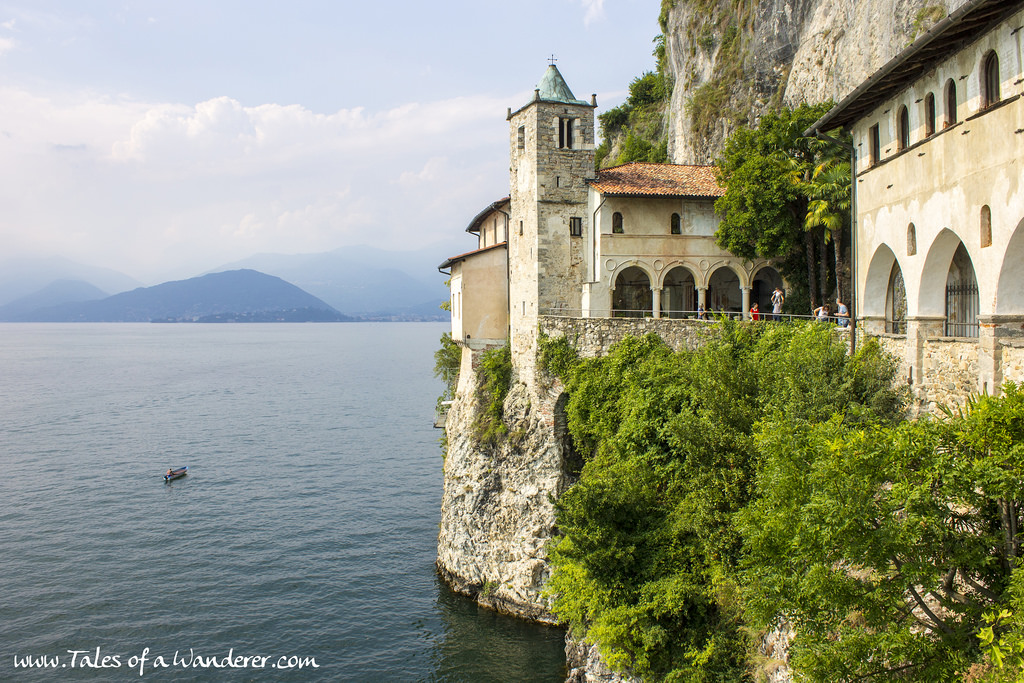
[
  {"x1": 924, "y1": 93, "x2": 936, "y2": 137},
  {"x1": 907, "y1": 223, "x2": 917, "y2": 256},
  {"x1": 983, "y1": 51, "x2": 1001, "y2": 108},
  {"x1": 670, "y1": 213, "x2": 681, "y2": 235},
  {"x1": 612, "y1": 212, "x2": 624, "y2": 234},
  {"x1": 945, "y1": 79, "x2": 958, "y2": 127},
  {"x1": 897, "y1": 106, "x2": 910, "y2": 150},
  {"x1": 981, "y1": 205, "x2": 992, "y2": 248}
]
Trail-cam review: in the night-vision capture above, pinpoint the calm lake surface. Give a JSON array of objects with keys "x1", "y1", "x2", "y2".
[{"x1": 0, "y1": 323, "x2": 566, "y2": 681}]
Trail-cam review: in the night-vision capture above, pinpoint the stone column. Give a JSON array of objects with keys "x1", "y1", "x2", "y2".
[
  {"x1": 978, "y1": 315, "x2": 1024, "y2": 395},
  {"x1": 652, "y1": 287, "x2": 662, "y2": 319},
  {"x1": 905, "y1": 316, "x2": 945, "y2": 408},
  {"x1": 697, "y1": 287, "x2": 707, "y2": 309},
  {"x1": 741, "y1": 286, "x2": 751, "y2": 320}
]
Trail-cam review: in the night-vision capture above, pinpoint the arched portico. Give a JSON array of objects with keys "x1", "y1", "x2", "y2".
[
  {"x1": 707, "y1": 266, "x2": 742, "y2": 314},
  {"x1": 919, "y1": 228, "x2": 980, "y2": 337},
  {"x1": 659, "y1": 265, "x2": 698, "y2": 318},
  {"x1": 995, "y1": 216, "x2": 1024, "y2": 316},
  {"x1": 862, "y1": 243, "x2": 901, "y2": 335},
  {"x1": 612, "y1": 265, "x2": 653, "y2": 318},
  {"x1": 751, "y1": 266, "x2": 784, "y2": 313}
]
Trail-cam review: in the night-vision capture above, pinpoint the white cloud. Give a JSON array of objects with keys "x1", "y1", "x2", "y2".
[
  {"x1": 577, "y1": 0, "x2": 606, "y2": 26},
  {"x1": 0, "y1": 87, "x2": 512, "y2": 280},
  {"x1": 0, "y1": 36, "x2": 15, "y2": 54}
]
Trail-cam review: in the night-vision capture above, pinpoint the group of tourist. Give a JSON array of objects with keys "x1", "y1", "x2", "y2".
[
  {"x1": 745, "y1": 288, "x2": 850, "y2": 327},
  {"x1": 699, "y1": 288, "x2": 849, "y2": 327}
]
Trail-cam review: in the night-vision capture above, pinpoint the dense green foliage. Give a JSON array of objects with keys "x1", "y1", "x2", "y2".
[
  {"x1": 473, "y1": 342, "x2": 512, "y2": 446},
  {"x1": 547, "y1": 322, "x2": 905, "y2": 681},
  {"x1": 545, "y1": 320, "x2": 1024, "y2": 681},
  {"x1": 537, "y1": 330, "x2": 580, "y2": 381},
  {"x1": 433, "y1": 332, "x2": 462, "y2": 456},
  {"x1": 979, "y1": 562, "x2": 1024, "y2": 681},
  {"x1": 743, "y1": 384, "x2": 1024, "y2": 680},
  {"x1": 434, "y1": 332, "x2": 461, "y2": 407},
  {"x1": 715, "y1": 104, "x2": 851, "y2": 311}
]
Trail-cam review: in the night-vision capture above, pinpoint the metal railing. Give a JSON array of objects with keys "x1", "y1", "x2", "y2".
[
  {"x1": 539, "y1": 308, "x2": 853, "y2": 325},
  {"x1": 945, "y1": 281, "x2": 979, "y2": 338}
]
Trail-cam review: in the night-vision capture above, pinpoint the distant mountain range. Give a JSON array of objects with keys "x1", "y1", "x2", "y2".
[
  {"x1": 212, "y1": 244, "x2": 455, "y2": 319},
  {"x1": 0, "y1": 244, "x2": 458, "y2": 321},
  {"x1": 2, "y1": 270, "x2": 352, "y2": 323}
]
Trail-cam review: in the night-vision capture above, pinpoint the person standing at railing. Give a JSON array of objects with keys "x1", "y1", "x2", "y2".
[
  {"x1": 813, "y1": 304, "x2": 830, "y2": 322},
  {"x1": 697, "y1": 303, "x2": 707, "y2": 320},
  {"x1": 835, "y1": 299, "x2": 849, "y2": 328},
  {"x1": 771, "y1": 287, "x2": 784, "y2": 321},
  {"x1": 749, "y1": 303, "x2": 760, "y2": 321}
]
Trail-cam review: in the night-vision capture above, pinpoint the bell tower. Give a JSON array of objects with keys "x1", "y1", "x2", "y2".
[{"x1": 506, "y1": 64, "x2": 596, "y2": 379}]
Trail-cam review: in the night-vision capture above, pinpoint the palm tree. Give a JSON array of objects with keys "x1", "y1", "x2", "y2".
[{"x1": 804, "y1": 158, "x2": 851, "y2": 303}]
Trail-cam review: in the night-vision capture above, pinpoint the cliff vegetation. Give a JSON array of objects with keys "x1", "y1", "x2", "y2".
[{"x1": 543, "y1": 322, "x2": 1024, "y2": 681}]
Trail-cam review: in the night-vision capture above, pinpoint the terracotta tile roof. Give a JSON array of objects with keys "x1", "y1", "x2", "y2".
[{"x1": 589, "y1": 162, "x2": 724, "y2": 198}]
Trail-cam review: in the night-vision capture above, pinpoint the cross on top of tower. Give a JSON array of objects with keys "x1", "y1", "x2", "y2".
[{"x1": 548, "y1": 54, "x2": 557, "y2": 66}]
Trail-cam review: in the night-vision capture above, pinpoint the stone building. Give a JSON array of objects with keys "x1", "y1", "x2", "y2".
[
  {"x1": 439, "y1": 198, "x2": 509, "y2": 350},
  {"x1": 807, "y1": 0, "x2": 1024, "y2": 407},
  {"x1": 440, "y1": 64, "x2": 784, "y2": 379}
]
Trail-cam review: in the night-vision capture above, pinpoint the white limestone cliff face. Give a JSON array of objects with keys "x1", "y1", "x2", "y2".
[
  {"x1": 664, "y1": 0, "x2": 967, "y2": 164},
  {"x1": 436, "y1": 361, "x2": 579, "y2": 623}
]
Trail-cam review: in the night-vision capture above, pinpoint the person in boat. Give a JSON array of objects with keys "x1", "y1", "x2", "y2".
[{"x1": 167, "y1": 468, "x2": 174, "y2": 477}]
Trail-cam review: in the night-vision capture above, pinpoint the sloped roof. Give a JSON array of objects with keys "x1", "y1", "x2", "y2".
[
  {"x1": 589, "y1": 162, "x2": 724, "y2": 198},
  {"x1": 438, "y1": 242, "x2": 507, "y2": 271},
  {"x1": 465, "y1": 197, "x2": 510, "y2": 234},
  {"x1": 806, "y1": 0, "x2": 1023, "y2": 134},
  {"x1": 536, "y1": 65, "x2": 591, "y2": 106}
]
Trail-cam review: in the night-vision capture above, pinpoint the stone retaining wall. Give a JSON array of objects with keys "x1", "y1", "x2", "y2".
[{"x1": 539, "y1": 316, "x2": 721, "y2": 357}]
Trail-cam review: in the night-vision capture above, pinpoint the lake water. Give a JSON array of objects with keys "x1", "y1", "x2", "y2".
[{"x1": 0, "y1": 323, "x2": 566, "y2": 681}]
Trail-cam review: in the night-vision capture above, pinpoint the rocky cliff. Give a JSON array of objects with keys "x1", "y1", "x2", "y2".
[
  {"x1": 436, "y1": 351, "x2": 579, "y2": 623},
  {"x1": 437, "y1": 2, "x2": 977, "y2": 681},
  {"x1": 663, "y1": 0, "x2": 964, "y2": 163}
]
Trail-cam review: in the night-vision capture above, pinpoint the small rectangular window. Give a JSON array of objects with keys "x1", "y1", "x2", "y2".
[
  {"x1": 517, "y1": 126, "x2": 525, "y2": 150},
  {"x1": 569, "y1": 217, "x2": 582, "y2": 237},
  {"x1": 869, "y1": 124, "x2": 880, "y2": 165}
]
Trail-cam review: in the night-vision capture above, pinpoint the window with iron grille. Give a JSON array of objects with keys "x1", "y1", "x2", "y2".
[{"x1": 569, "y1": 217, "x2": 582, "y2": 237}]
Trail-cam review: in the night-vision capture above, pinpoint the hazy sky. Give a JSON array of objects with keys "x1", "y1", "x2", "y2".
[{"x1": 0, "y1": 0, "x2": 662, "y2": 283}]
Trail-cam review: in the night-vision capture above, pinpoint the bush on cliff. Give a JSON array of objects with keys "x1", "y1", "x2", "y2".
[
  {"x1": 546, "y1": 321, "x2": 906, "y2": 681},
  {"x1": 473, "y1": 342, "x2": 512, "y2": 446}
]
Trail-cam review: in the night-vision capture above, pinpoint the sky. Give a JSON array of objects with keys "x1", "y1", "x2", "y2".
[{"x1": 0, "y1": 0, "x2": 663, "y2": 283}]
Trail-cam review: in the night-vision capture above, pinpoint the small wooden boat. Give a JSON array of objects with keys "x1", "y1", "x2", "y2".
[{"x1": 164, "y1": 466, "x2": 188, "y2": 481}]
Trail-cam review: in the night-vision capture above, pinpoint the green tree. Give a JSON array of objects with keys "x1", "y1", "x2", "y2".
[
  {"x1": 741, "y1": 384, "x2": 1024, "y2": 681},
  {"x1": 547, "y1": 322, "x2": 904, "y2": 681},
  {"x1": 715, "y1": 103, "x2": 848, "y2": 311}
]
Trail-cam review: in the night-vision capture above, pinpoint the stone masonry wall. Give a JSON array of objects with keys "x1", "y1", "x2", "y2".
[
  {"x1": 540, "y1": 316, "x2": 722, "y2": 358},
  {"x1": 1002, "y1": 341, "x2": 1024, "y2": 386},
  {"x1": 916, "y1": 339, "x2": 979, "y2": 412}
]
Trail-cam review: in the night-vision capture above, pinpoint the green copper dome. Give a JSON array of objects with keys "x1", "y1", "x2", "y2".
[{"x1": 536, "y1": 65, "x2": 590, "y2": 106}]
